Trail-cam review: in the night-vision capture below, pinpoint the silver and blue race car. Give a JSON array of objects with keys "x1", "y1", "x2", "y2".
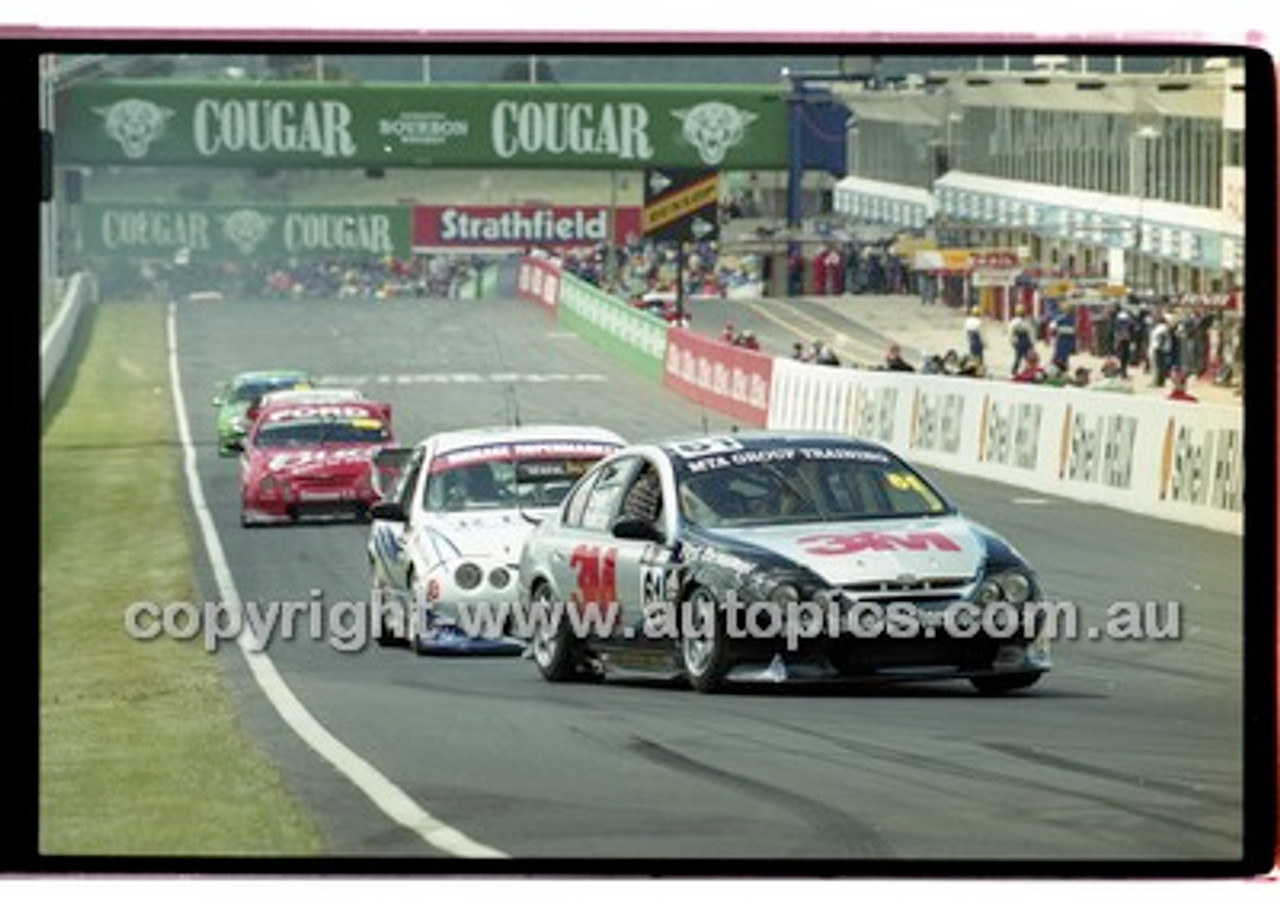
[{"x1": 516, "y1": 431, "x2": 1052, "y2": 693}]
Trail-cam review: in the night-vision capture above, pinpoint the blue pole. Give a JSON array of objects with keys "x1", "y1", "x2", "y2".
[{"x1": 786, "y1": 76, "x2": 805, "y2": 296}]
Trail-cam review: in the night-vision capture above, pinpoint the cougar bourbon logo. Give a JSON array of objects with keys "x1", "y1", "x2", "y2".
[
  {"x1": 95, "y1": 99, "x2": 175, "y2": 159},
  {"x1": 672, "y1": 102, "x2": 759, "y2": 165},
  {"x1": 221, "y1": 209, "x2": 274, "y2": 255}
]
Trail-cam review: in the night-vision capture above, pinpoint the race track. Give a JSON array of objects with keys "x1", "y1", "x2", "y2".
[{"x1": 170, "y1": 290, "x2": 1247, "y2": 866}]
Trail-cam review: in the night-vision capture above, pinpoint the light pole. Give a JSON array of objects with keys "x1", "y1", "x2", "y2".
[{"x1": 1128, "y1": 124, "x2": 1161, "y2": 297}]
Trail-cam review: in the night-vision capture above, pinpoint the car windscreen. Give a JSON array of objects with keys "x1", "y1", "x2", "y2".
[
  {"x1": 233, "y1": 378, "x2": 305, "y2": 403},
  {"x1": 677, "y1": 451, "x2": 951, "y2": 527},
  {"x1": 253, "y1": 417, "x2": 389, "y2": 447},
  {"x1": 424, "y1": 449, "x2": 612, "y2": 512}
]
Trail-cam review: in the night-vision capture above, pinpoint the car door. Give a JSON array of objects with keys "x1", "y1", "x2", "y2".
[
  {"x1": 543, "y1": 454, "x2": 640, "y2": 639},
  {"x1": 373, "y1": 446, "x2": 424, "y2": 591},
  {"x1": 608, "y1": 454, "x2": 681, "y2": 643}
]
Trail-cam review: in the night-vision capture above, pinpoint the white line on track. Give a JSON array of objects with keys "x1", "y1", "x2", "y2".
[{"x1": 165, "y1": 302, "x2": 508, "y2": 859}]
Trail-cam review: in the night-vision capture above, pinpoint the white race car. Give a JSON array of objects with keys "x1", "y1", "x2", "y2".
[{"x1": 367, "y1": 424, "x2": 626, "y2": 654}]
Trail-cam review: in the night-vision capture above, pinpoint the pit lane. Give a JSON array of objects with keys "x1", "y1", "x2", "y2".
[{"x1": 171, "y1": 291, "x2": 1248, "y2": 865}]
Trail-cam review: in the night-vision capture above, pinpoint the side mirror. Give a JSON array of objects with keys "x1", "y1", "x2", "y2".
[
  {"x1": 370, "y1": 501, "x2": 409, "y2": 523},
  {"x1": 227, "y1": 439, "x2": 244, "y2": 453},
  {"x1": 611, "y1": 515, "x2": 664, "y2": 543}
]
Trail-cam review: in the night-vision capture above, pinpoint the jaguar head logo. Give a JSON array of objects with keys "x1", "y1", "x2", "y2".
[
  {"x1": 672, "y1": 102, "x2": 759, "y2": 166},
  {"x1": 95, "y1": 99, "x2": 175, "y2": 160},
  {"x1": 221, "y1": 209, "x2": 274, "y2": 256}
]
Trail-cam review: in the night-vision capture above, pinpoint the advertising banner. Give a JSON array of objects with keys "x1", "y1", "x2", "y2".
[
  {"x1": 663, "y1": 327, "x2": 773, "y2": 428},
  {"x1": 557, "y1": 272, "x2": 667, "y2": 379},
  {"x1": 58, "y1": 82, "x2": 788, "y2": 170},
  {"x1": 415, "y1": 205, "x2": 642, "y2": 250},
  {"x1": 766, "y1": 359, "x2": 1243, "y2": 534},
  {"x1": 80, "y1": 202, "x2": 413, "y2": 260},
  {"x1": 515, "y1": 256, "x2": 562, "y2": 312}
]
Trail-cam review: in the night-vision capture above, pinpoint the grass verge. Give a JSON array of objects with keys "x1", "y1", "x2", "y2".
[{"x1": 39, "y1": 298, "x2": 325, "y2": 856}]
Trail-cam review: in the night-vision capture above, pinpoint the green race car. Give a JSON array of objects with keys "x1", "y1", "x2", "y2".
[{"x1": 212, "y1": 369, "x2": 311, "y2": 456}]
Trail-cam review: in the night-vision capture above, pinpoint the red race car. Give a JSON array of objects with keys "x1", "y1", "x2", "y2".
[{"x1": 240, "y1": 398, "x2": 395, "y2": 527}]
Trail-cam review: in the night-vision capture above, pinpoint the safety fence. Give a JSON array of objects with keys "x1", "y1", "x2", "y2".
[
  {"x1": 40, "y1": 272, "x2": 97, "y2": 406},
  {"x1": 515, "y1": 254, "x2": 1244, "y2": 535}
]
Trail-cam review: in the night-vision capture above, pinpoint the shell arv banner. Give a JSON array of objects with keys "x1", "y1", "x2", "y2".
[
  {"x1": 766, "y1": 358, "x2": 1243, "y2": 535},
  {"x1": 57, "y1": 82, "x2": 788, "y2": 170}
]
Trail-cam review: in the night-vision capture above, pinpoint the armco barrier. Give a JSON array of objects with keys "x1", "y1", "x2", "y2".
[
  {"x1": 556, "y1": 273, "x2": 667, "y2": 380},
  {"x1": 663, "y1": 327, "x2": 773, "y2": 428},
  {"x1": 40, "y1": 272, "x2": 97, "y2": 405},
  {"x1": 768, "y1": 359, "x2": 1243, "y2": 535}
]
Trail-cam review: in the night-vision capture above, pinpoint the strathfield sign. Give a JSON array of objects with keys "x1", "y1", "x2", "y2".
[
  {"x1": 414, "y1": 205, "x2": 643, "y2": 249},
  {"x1": 58, "y1": 82, "x2": 787, "y2": 170}
]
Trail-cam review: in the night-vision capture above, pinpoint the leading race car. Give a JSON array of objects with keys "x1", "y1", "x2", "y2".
[
  {"x1": 240, "y1": 398, "x2": 395, "y2": 526},
  {"x1": 517, "y1": 431, "x2": 1052, "y2": 694},
  {"x1": 212, "y1": 369, "x2": 311, "y2": 456},
  {"x1": 367, "y1": 424, "x2": 626, "y2": 655}
]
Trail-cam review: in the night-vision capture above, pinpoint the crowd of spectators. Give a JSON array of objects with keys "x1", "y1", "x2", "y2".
[{"x1": 90, "y1": 253, "x2": 493, "y2": 302}]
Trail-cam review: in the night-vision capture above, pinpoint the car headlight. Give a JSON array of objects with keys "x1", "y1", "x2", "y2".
[
  {"x1": 455, "y1": 563, "x2": 483, "y2": 591},
  {"x1": 259, "y1": 475, "x2": 278, "y2": 491},
  {"x1": 488, "y1": 567, "x2": 512, "y2": 589},
  {"x1": 974, "y1": 570, "x2": 1035, "y2": 605},
  {"x1": 767, "y1": 583, "x2": 801, "y2": 605}
]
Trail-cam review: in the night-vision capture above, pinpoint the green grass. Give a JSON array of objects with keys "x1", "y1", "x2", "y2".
[{"x1": 40, "y1": 299, "x2": 325, "y2": 856}]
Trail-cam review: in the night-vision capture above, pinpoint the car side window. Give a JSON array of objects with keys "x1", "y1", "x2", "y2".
[
  {"x1": 577, "y1": 458, "x2": 639, "y2": 533},
  {"x1": 618, "y1": 461, "x2": 665, "y2": 530},
  {"x1": 394, "y1": 451, "x2": 424, "y2": 509},
  {"x1": 561, "y1": 467, "x2": 603, "y2": 528}
]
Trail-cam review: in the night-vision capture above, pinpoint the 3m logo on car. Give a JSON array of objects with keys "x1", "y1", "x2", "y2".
[{"x1": 797, "y1": 532, "x2": 962, "y2": 556}]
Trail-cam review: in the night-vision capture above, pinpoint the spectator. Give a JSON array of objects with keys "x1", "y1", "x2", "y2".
[
  {"x1": 1149, "y1": 313, "x2": 1173, "y2": 387},
  {"x1": 791, "y1": 341, "x2": 809, "y2": 361},
  {"x1": 721, "y1": 321, "x2": 738, "y2": 344},
  {"x1": 1012, "y1": 349, "x2": 1046, "y2": 384},
  {"x1": 964, "y1": 305, "x2": 985, "y2": 363},
  {"x1": 1089, "y1": 357, "x2": 1134, "y2": 393},
  {"x1": 882, "y1": 343, "x2": 915, "y2": 372},
  {"x1": 1049, "y1": 303, "x2": 1077, "y2": 370},
  {"x1": 734, "y1": 330, "x2": 761, "y2": 351},
  {"x1": 1067, "y1": 366, "x2": 1092, "y2": 388},
  {"x1": 1112, "y1": 306, "x2": 1134, "y2": 378},
  {"x1": 1008, "y1": 304, "x2": 1035, "y2": 377},
  {"x1": 812, "y1": 340, "x2": 840, "y2": 366},
  {"x1": 1165, "y1": 369, "x2": 1199, "y2": 403}
]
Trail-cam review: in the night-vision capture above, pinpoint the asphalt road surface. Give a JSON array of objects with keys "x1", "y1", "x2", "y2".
[{"x1": 168, "y1": 290, "x2": 1249, "y2": 868}]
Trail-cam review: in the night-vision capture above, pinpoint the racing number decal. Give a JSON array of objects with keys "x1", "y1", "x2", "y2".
[
  {"x1": 886, "y1": 471, "x2": 945, "y2": 512},
  {"x1": 569, "y1": 544, "x2": 618, "y2": 608}
]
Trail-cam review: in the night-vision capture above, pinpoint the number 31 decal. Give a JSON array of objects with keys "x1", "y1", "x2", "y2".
[{"x1": 569, "y1": 544, "x2": 617, "y2": 607}]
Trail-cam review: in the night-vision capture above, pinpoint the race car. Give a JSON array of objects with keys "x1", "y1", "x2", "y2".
[
  {"x1": 367, "y1": 424, "x2": 626, "y2": 655},
  {"x1": 254, "y1": 386, "x2": 368, "y2": 421},
  {"x1": 211, "y1": 369, "x2": 311, "y2": 456},
  {"x1": 239, "y1": 398, "x2": 395, "y2": 526},
  {"x1": 517, "y1": 431, "x2": 1052, "y2": 694}
]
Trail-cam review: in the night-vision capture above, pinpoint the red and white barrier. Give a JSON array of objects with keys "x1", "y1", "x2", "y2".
[{"x1": 663, "y1": 328, "x2": 774, "y2": 429}]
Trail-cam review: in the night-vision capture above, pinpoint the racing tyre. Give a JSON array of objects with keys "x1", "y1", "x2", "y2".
[
  {"x1": 405, "y1": 572, "x2": 433, "y2": 656},
  {"x1": 371, "y1": 570, "x2": 406, "y2": 648},
  {"x1": 680, "y1": 586, "x2": 733, "y2": 694},
  {"x1": 529, "y1": 581, "x2": 593, "y2": 682},
  {"x1": 969, "y1": 671, "x2": 1042, "y2": 695}
]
